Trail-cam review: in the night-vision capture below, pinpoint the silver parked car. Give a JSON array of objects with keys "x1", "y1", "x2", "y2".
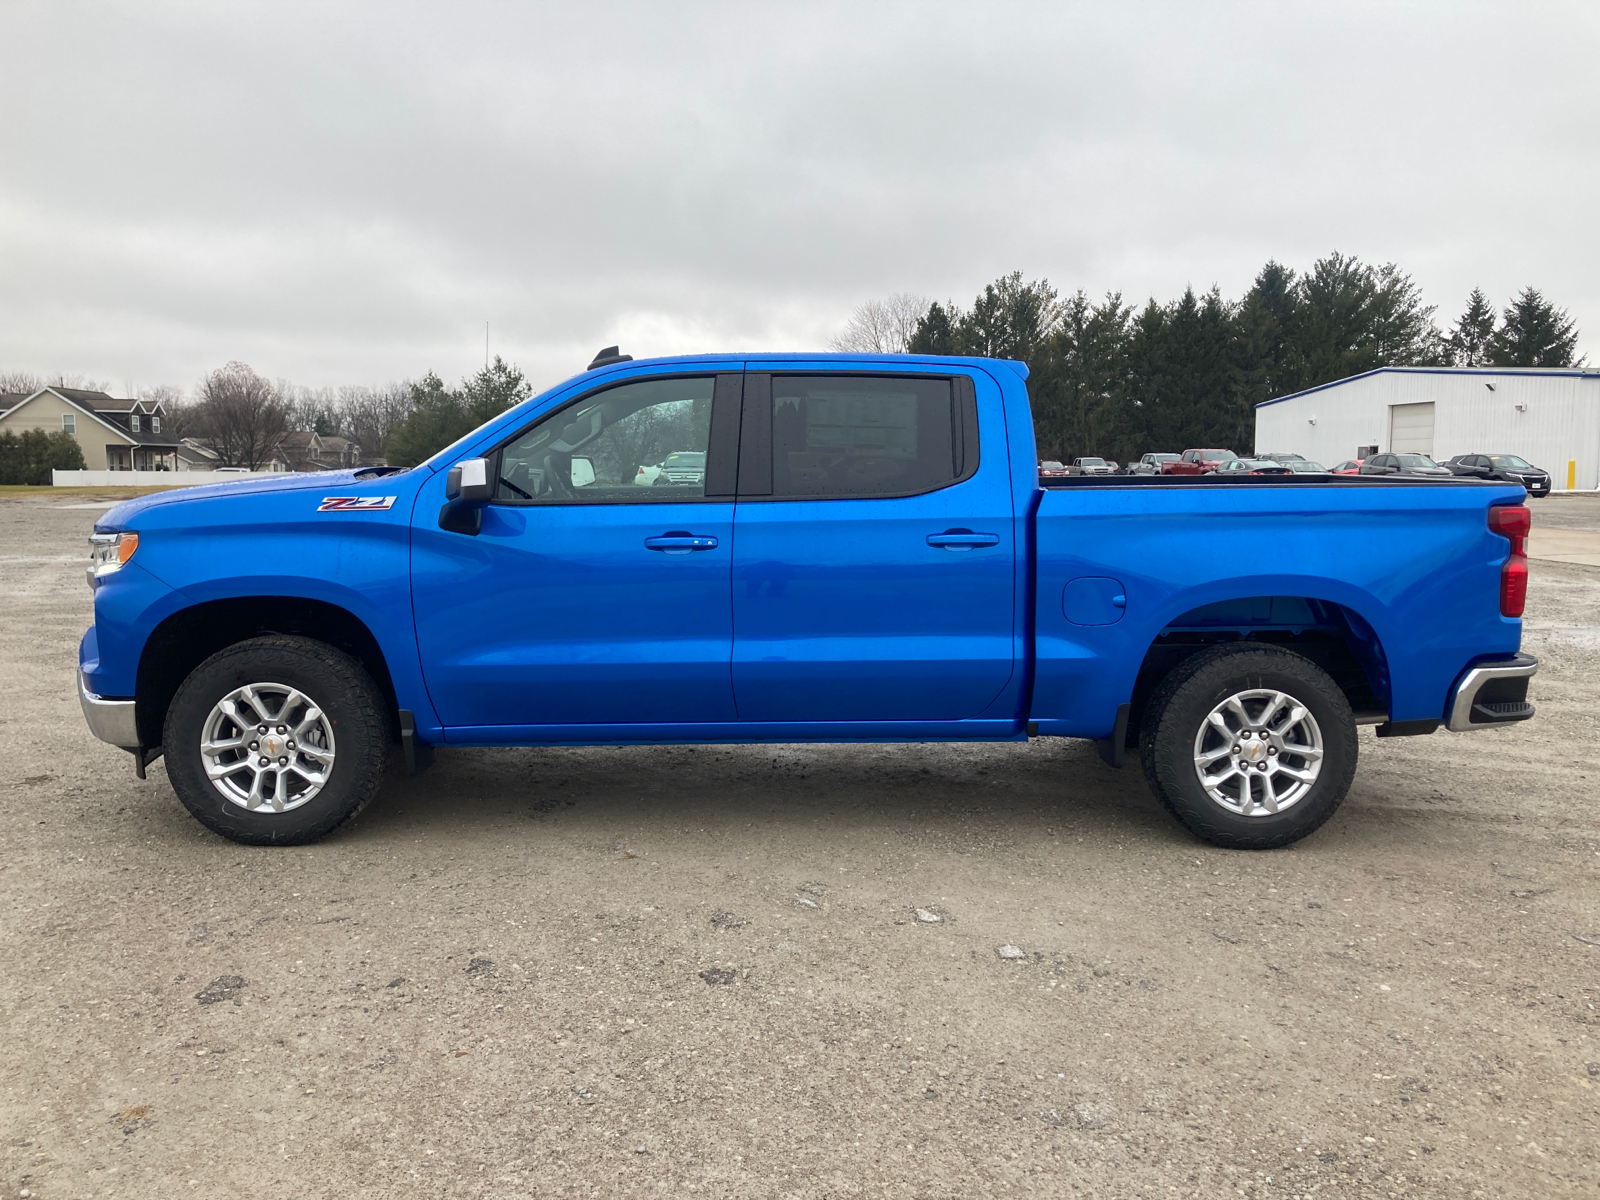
[{"x1": 1359, "y1": 453, "x2": 1452, "y2": 478}]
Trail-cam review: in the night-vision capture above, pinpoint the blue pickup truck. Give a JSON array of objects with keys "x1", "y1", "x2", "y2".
[{"x1": 78, "y1": 350, "x2": 1537, "y2": 849}]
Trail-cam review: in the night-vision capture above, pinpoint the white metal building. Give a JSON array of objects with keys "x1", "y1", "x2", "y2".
[{"x1": 1254, "y1": 367, "x2": 1600, "y2": 489}]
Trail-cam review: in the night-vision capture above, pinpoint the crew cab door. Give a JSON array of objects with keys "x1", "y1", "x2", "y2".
[
  {"x1": 729, "y1": 366, "x2": 1016, "y2": 722},
  {"x1": 411, "y1": 372, "x2": 742, "y2": 732}
]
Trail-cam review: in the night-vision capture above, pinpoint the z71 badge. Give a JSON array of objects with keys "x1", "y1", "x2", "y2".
[{"x1": 317, "y1": 496, "x2": 398, "y2": 512}]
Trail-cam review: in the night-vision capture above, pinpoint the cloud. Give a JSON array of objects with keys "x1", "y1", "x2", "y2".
[{"x1": 1, "y1": 0, "x2": 1595, "y2": 389}]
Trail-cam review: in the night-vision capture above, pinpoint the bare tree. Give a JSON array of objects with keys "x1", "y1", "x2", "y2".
[
  {"x1": 192, "y1": 362, "x2": 289, "y2": 469},
  {"x1": 0, "y1": 370, "x2": 46, "y2": 395},
  {"x1": 136, "y1": 383, "x2": 190, "y2": 434},
  {"x1": 338, "y1": 383, "x2": 413, "y2": 462},
  {"x1": 829, "y1": 293, "x2": 931, "y2": 353},
  {"x1": 52, "y1": 372, "x2": 112, "y2": 391}
]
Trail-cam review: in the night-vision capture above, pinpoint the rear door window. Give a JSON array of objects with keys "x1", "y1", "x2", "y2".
[{"x1": 744, "y1": 374, "x2": 976, "y2": 499}]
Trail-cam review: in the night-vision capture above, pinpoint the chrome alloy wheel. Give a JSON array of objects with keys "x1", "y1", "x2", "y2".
[
  {"x1": 1191, "y1": 688, "x2": 1323, "y2": 817},
  {"x1": 199, "y1": 683, "x2": 336, "y2": 813}
]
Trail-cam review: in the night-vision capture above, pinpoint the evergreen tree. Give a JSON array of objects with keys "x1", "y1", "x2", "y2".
[
  {"x1": 385, "y1": 357, "x2": 534, "y2": 467},
  {"x1": 906, "y1": 301, "x2": 960, "y2": 355},
  {"x1": 957, "y1": 272, "x2": 1061, "y2": 361},
  {"x1": 1033, "y1": 291, "x2": 1130, "y2": 461},
  {"x1": 1367, "y1": 262, "x2": 1443, "y2": 366},
  {"x1": 385, "y1": 371, "x2": 466, "y2": 468},
  {"x1": 461, "y1": 355, "x2": 533, "y2": 425},
  {"x1": 840, "y1": 255, "x2": 1583, "y2": 459},
  {"x1": 1489, "y1": 287, "x2": 1583, "y2": 367},
  {"x1": 1445, "y1": 288, "x2": 1497, "y2": 366},
  {"x1": 0, "y1": 428, "x2": 86, "y2": 485}
]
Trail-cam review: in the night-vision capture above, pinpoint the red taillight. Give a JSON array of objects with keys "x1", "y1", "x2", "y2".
[{"x1": 1489, "y1": 504, "x2": 1530, "y2": 617}]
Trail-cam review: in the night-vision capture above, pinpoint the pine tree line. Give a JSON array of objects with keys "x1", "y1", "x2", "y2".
[{"x1": 839, "y1": 253, "x2": 1584, "y2": 462}]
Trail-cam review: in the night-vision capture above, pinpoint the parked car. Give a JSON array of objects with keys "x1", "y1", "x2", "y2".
[
  {"x1": 1360, "y1": 453, "x2": 1452, "y2": 478},
  {"x1": 1443, "y1": 454, "x2": 1551, "y2": 498},
  {"x1": 1072, "y1": 456, "x2": 1115, "y2": 476},
  {"x1": 656, "y1": 450, "x2": 707, "y2": 485},
  {"x1": 1254, "y1": 452, "x2": 1306, "y2": 463},
  {"x1": 1283, "y1": 461, "x2": 1328, "y2": 474},
  {"x1": 1126, "y1": 452, "x2": 1179, "y2": 475},
  {"x1": 1329, "y1": 459, "x2": 1364, "y2": 475},
  {"x1": 1038, "y1": 460, "x2": 1073, "y2": 479},
  {"x1": 635, "y1": 462, "x2": 666, "y2": 485},
  {"x1": 1163, "y1": 449, "x2": 1236, "y2": 475},
  {"x1": 1214, "y1": 457, "x2": 1295, "y2": 476},
  {"x1": 78, "y1": 349, "x2": 1536, "y2": 853}
]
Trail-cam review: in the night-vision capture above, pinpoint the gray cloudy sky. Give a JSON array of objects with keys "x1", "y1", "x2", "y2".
[{"x1": 2, "y1": 0, "x2": 1595, "y2": 394}]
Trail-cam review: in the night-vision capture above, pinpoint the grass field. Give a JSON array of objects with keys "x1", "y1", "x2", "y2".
[{"x1": 0, "y1": 485, "x2": 180, "y2": 499}]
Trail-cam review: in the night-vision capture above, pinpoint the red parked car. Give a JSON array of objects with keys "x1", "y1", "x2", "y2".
[
  {"x1": 1163, "y1": 449, "x2": 1236, "y2": 475},
  {"x1": 1329, "y1": 459, "x2": 1364, "y2": 476}
]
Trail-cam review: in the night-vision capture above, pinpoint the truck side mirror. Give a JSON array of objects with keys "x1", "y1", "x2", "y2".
[{"x1": 445, "y1": 458, "x2": 493, "y2": 503}]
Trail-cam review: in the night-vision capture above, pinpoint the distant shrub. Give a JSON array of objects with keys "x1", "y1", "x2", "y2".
[{"x1": 0, "y1": 428, "x2": 87, "y2": 485}]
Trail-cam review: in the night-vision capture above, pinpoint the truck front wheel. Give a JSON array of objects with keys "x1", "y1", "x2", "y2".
[
  {"x1": 162, "y1": 635, "x2": 389, "y2": 845},
  {"x1": 1139, "y1": 644, "x2": 1357, "y2": 849}
]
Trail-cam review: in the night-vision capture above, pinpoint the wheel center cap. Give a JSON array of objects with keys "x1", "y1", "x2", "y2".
[
  {"x1": 1244, "y1": 739, "x2": 1269, "y2": 763},
  {"x1": 263, "y1": 734, "x2": 283, "y2": 756}
]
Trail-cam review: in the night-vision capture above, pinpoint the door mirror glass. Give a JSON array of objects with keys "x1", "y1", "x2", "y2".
[{"x1": 570, "y1": 455, "x2": 596, "y2": 488}]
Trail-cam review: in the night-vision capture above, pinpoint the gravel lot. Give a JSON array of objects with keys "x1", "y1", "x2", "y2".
[{"x1": 2, "y1": 490, "x2": 1597, "y2": 1199}]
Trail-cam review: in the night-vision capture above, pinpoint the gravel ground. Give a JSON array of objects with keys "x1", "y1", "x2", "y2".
[{"x1": 2, "y1": 490, "x2": 1597, "y2": 1200}]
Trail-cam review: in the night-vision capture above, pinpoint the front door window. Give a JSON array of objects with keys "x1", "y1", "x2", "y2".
[{"x1": 495, "y1": 376, "x2": 715, "y2": 502}]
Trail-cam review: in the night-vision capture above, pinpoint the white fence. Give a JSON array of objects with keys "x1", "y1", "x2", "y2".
[{"x1": 52, "y1": 469, "x2": 287, "y2": 487}]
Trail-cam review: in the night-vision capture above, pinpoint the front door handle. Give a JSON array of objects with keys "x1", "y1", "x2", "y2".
[
  {"x1": 926, "y1": 529, "x2": 1000, "y2": 551},
  {"x1": 645, "y1": 533, "x2": 719, "y2": 554}
]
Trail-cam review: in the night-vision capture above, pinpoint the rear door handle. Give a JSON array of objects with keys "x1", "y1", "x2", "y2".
[
  {"x1": 644, "y1": 533, "x2": 719, "y2": 554},
  {"x1": 926, "y1": 529, "x2": 1000, "y2": 551}
]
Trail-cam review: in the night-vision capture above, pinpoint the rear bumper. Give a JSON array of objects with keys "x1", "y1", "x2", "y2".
[
  {"x1": 1446, "y1": 653, "x2": 1537, "y2": 732},
  {"x1": 79, "y1": 668, "x2": 139, "y2": 749}
]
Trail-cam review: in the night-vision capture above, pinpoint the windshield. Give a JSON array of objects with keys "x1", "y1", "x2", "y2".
[
  {"x1": 1395, "y1": 454, "x2": 1438, "y2": 467},
  {"x1": 1288, "y1": 461, "x2": 1325, "y2": 472},
  {"x1": 664, "y1": 452, "x2": 705, "y2": 466},
  {"x1": 1078, "y1": 457, "x2": 1105, "y2": 466},
  {"x1": 1152, "y1": 453, "x2": 1178, "y2": 462},
  {"x1": 1200, "y1": 450, "x2": 1232, "y2": 461},
  {"x1": 1490, "y1": 455, "x2": 1532, "y2": 469}
]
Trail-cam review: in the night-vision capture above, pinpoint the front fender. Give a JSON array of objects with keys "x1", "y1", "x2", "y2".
[{"x1": 89, "y1": 475, "x2": 441, "y2": 738}]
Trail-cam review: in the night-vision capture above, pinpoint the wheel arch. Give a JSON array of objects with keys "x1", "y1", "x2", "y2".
[
  {"x1": 135, "y1": 596, "x2": 399, "y2": 749},
  {"x1": 1125, "y1": 593, "x2": 1391, "y2": 744}
]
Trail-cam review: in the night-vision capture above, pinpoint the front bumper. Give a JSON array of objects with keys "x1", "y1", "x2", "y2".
[
  {"x1": 79, "y1": 669, "x2": 139, "y2": 749},
  {"x1": 1446, "y1": 653, "x2": 1538, "y2": 732}
]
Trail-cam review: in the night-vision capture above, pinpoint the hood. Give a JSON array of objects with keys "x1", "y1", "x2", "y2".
[{"x1": 94, "y1": 469, "x2": 408, "y2": 532}]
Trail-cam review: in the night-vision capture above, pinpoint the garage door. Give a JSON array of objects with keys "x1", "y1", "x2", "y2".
[{"x1": 1389, "y1": 402, "x2": 1435, "y2": 456}]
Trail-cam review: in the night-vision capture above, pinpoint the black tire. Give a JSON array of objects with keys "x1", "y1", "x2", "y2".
[
  {"x1": 1139, "y1": 644, "x2": 1357, "y2": 849},
  {"x1": 162, "y1": 635, "x2": 389, "y2": 845}
]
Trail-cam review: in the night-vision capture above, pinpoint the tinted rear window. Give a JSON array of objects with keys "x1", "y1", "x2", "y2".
[{"x1": 770, "y1": 376, "x2": 957, "y2": 498}]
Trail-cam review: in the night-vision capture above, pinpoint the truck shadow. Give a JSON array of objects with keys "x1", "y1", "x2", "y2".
[{"x1": 340, "y1": 736, "x2": 1186, "y2": 850}]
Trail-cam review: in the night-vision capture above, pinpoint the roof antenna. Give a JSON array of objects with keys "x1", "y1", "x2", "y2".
[{"x1": 587, "y1": 345, "x2": 634, "y2": 370}]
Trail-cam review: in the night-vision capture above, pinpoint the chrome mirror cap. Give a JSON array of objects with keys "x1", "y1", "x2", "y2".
[{"x1": 446, "y1": 458, "x2": 492, "y2": 503}]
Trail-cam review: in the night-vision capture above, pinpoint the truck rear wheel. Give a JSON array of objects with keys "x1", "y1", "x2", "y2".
[
  {"x1": 1139, "y1": 644, "x2": 1357, "y2": 849},
  {"x1": 162, "y1": 635, "x2": 389, "y2": 845}
]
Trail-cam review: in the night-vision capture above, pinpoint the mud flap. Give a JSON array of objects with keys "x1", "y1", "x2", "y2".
[
  {"x1": 1096, "y1": 702, "x2": 1131, "y2": 769},
  {"x1": 398, "y1": 710, "x2": 435, "y2": 775}
]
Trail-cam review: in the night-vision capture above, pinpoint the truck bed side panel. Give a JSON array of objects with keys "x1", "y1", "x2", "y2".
[{"x1": 1030, "y1": 482, "x2": 1525, "y2": 737}]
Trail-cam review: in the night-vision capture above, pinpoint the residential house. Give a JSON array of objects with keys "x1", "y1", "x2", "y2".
[
  {"x1": 278, "y1": 430, "x2": 363, "y2": 472},
  {"x1": 0, "y1": 387, "x2": 182, "y2": 471}
]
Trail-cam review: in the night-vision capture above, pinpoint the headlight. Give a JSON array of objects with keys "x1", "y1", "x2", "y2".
[{"x1": 88, "y1": 531, "x2": 139, "y2": 586}]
